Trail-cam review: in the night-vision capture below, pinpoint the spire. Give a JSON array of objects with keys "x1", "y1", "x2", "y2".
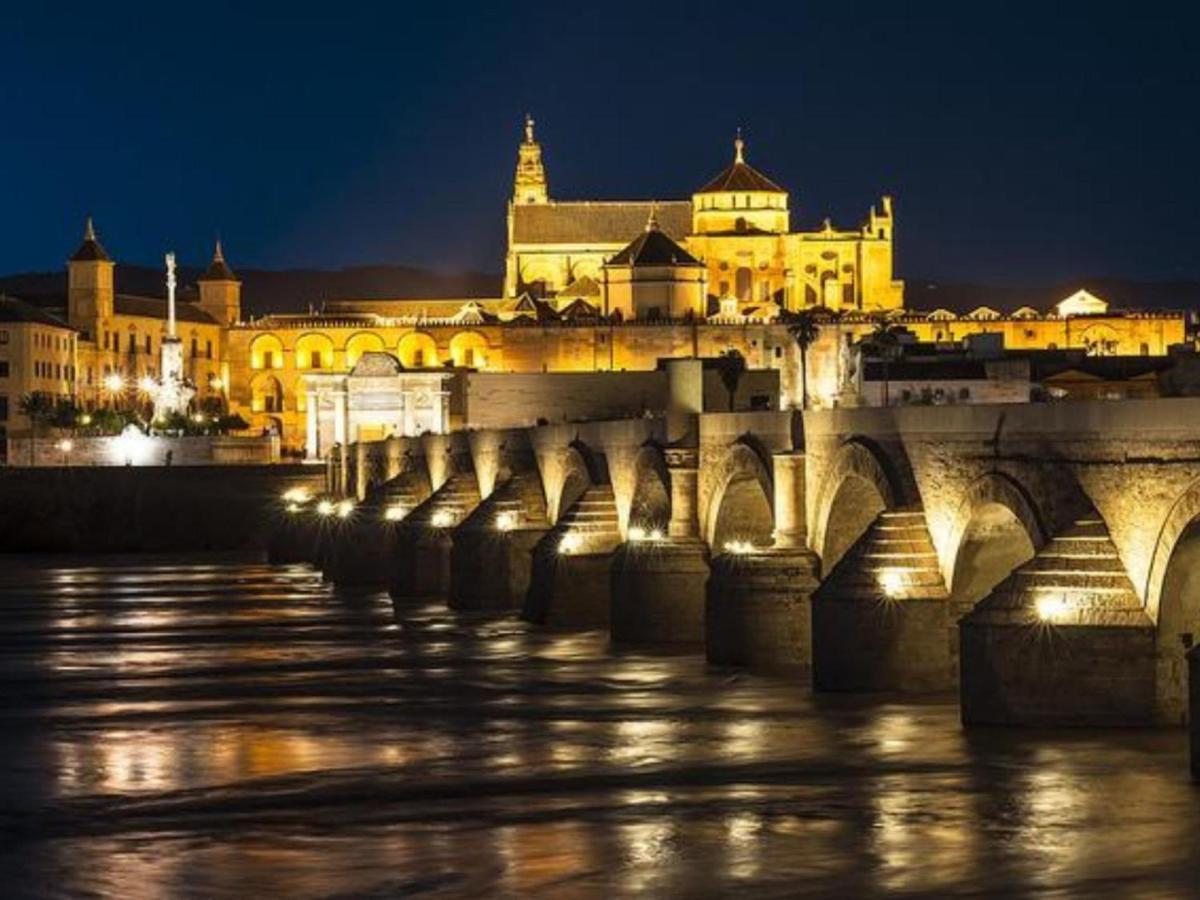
[
  {"x1": 70, "y1": 215, "x2": 112, "y2": 262},
  {"x1": 524, "y1": 113, "x2": 535, "y2": 144},
  {"x1": 199, "y1": 236, "x2": 238, "y2": 282},
  {"x1": 734, "y1": 128, "x2": 745, "y2": 164},
  {"x1": 645, "y1": 201, "x2": 660, "y2": 232}
]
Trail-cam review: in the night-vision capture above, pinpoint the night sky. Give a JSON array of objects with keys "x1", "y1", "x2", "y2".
[{"x1": 4, "y1": 2, "x2": 1198, "y2": 285}]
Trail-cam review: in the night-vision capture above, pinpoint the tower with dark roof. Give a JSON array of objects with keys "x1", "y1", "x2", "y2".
[
  {"x1": 67, "y1": 216, "x2": 114, "y2": 339},
  {"x1": 197, "y1": 239, "x2": 242, "y2": 326}
]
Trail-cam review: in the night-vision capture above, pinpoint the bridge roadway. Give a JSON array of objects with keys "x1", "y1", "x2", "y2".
[{"x1": 272, "y1": 397, "x2": 1200, "y2": 730}]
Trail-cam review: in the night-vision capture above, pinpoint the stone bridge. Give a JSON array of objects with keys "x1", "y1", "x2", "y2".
[{"x1": 276, "y1": 397, "x2": 1200, "y2": 729}]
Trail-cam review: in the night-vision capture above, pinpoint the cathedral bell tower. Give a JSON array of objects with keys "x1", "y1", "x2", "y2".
[{"x1": 513, "y1": 114, "x2": 548, "y2": 205}]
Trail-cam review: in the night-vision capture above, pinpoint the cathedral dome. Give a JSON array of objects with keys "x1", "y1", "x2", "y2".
[{"x1": 696, "y1": 136, "x2": 785, "y2": 195}]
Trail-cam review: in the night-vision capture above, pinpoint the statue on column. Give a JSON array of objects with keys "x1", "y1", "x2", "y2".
[{"x1": 151, "y1": 252, "x2": 196, "y2": 423}]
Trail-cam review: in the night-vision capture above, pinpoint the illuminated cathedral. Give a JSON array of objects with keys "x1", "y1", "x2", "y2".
[{"x1": 5, "y1": 118, "x2": 1186, "y2": 456}]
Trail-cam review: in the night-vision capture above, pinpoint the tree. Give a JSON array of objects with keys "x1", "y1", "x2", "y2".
[
  {"x1": 18, "y1": 392, "x2": 55, "y2": 464},
  {"x1": 716, "y1": 348, "x2": 747, "y2": 412},
  {"x1": 784, "y1": 310, "x2": 821, "y2": 410},
  {"x1": 867, "y1": 322, "x2": 904, "y2": 407}
]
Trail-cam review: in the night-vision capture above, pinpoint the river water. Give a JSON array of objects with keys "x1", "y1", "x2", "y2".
[{"x1": 0, "y1": 557, "x2": 1197, "y2": 898}]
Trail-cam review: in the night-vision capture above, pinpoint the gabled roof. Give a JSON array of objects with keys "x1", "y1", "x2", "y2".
[
  {"x1": 557, "y1": 275, "x2": 601, "y2": 299},
  {"x1": 70, "y1": 217, "x2": 112, "y2": 263},
  {"x1": 606, "y1": 217, "x2": 703, "y2": 268},
  {"x1": 559, "y1": 297, "x2": 599, "y2": 320},
  {"x1": 511, "y1": 201, "x2": 692, "y2": 244}
]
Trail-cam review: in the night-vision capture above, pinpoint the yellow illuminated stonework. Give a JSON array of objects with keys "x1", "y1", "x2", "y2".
[{"x1": 8, "y1": 120, "x2": 1189, "y2": 455}]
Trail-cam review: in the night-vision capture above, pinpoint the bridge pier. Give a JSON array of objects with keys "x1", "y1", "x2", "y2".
[
  {"x1": 611, "y1": 450, "x2": 709, "y2": 645},
  {"x1": 523, "y1": 486, "x2": 620, "y2": 629},
  {"x1": 960, "y1": 513, "x2": 1156, "y2": 726},
  {"x1": 390, "y1": 474, "x2": 481, "y2": 600},
  {"x1": 812, "y1": 507, "x2": 955, "y2": 692},
  {"x1": 268, "y1": 507, "x2": 321, "y2": 564},
  {"x1": 706, "y1": 550, "x2": 820, "y2": 671},
  {"x1": 611, "y1": 540, "x2": 709, "y2": 644},
  {"x1": 450, "y1": 474, "x2": 549, "y2": 612}
]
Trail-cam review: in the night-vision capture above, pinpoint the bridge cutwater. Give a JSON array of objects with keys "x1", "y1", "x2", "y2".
[{"x1": 272, "y1": 362, "x2": 1200, "y2": 733}]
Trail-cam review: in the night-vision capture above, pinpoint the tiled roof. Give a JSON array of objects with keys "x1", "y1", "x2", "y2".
[
  {"x1": 511, "y1": 201, "x2": 692, "y2": 244},
  {"x1": 115, "y1": 294, "x2": 219, "y2": 325},
  {"x1": 0, "y1": 295, "x2": 73, "y2": 328},
  {"x1": 697, "y1": 159, "x2": 785, "y2": 194},
  {"x1": 607, "y1": 227, "x2": 702, "y2": 268}
]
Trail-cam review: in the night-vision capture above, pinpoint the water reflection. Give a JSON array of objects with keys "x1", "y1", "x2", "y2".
[{"x1": 0, "y1": 558, "x2": 1196, "y2": 897}]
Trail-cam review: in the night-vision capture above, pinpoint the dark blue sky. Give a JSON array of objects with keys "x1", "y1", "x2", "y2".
[{"x1": 4, "y1": 2, "x2": 1198, "y2": 285}]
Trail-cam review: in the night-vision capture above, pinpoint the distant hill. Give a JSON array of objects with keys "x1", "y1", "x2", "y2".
[
  {"x1": 1, "y1": 264, "x2": 1197, "y2": 320},
  {"x1": 0, "y1": 264, "x2": 503, "y2": 319}
]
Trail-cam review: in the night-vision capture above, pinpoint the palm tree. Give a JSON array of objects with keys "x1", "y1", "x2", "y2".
[
  {"x1": 785, "y1": 310, "x2": 821, "y2": 410},
  {"x1": 716, "y1": 348, "x2": 746, "y2": 412},
  {"x1": 867, "y1": 321, "x2": 904, "y2": 407}
]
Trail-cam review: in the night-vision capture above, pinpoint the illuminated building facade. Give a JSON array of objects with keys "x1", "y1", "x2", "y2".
[{"x1": 1, "y1": 120, "x2": 1191, "y2": 459}]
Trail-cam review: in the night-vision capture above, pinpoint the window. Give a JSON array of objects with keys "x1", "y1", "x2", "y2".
[
  {"x1": 145, "y1": 335, "x2": 151, "y2": 353},
  {"x1": 103, "y1": 332, "x2": 109, "y2": 350},
  {"x1": 463, "y1": 347, "x2": 475, "y2": 367},
  {"x1": 206, "y1": 340, "x2": 213, "y2": 360},
  {"x1": 0, "y1": 395, "x2": 7, "y2": 421},
  {"x1": 310, "y1": 350, "x2": 322, "y2": 369},
  {"x1": 0, "y1": 362, "x2": 7, "y2": 377},
  {"x1": 263, "y1": 394, "x2": 279, "y2": 413},
  {"x1": 0, "y1": 330, "x2": 7, "y2": 344},
  {"x1": 191, "y1": 338, "x2": 198, "y2": 358},
  {"x1": 55, "y1": 363, "x2": 62, "y2": 380},
  {"x1": 1141, "y1": 343, "x2": 1150, "y2": 356},
  {"x1": 128, "y1": 333, "x2": 136, "y2": 353},
  {"x1": 413, "y1": 349, "x2": 424, "y2": 367},
  {"x1": 774, "y1": 346, "x2": 782, "y2": 359},
  {"x1": 959, "y1": 387, "x2": 971, "y2": 400},
  {"x1": 263, "y1": 350, "x2": 275, "y2": 370}
]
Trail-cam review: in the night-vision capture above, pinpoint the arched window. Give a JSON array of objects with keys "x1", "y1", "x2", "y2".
[
  {"x1": 250, "y1": 334, "x2": 284, "y2": 370},
  {"x1": 345, "y1": 332, "x2": 385, "y2": 368},
  {"x1": 398, "y1": 332, "x2": 438, "y2": 369},
  {"x1": 296, "y1": 333, "x2": 335, "y2": 370}
]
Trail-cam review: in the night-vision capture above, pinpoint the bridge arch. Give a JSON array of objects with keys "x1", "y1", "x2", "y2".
[
  {"x1": 705, "y1": 437, "x2": 774, "y2": 552},
  {"x1": 945, "y1": 472, "x2": 1046, "y2": 609},
  {"x1": 626, "y1": 442, "x2": 671, "y2": 536},
  {"x1": 545, "y1": 440, "x2": 604, "y2": 524},
  {"x1": 1145, "y1": 478, "x2": 1200, "y2": 722},
  {"x1": 811, "y1": 438, "x2": 902, "y2": 570}
]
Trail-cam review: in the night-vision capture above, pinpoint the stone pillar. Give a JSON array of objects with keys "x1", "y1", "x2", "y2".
[
  {"x1": 338, "y1": 443, "x2": 349, "y2": 497},
  {"x1": 772, "y1": 452, "x2": 805, "y2": 550},
  {"x1": 333, "y1": 390, "x2": 347, "y2": 447},
  {"x1": 666, "y1": 448, "x2": 700, "y2": 539},
  {"x1": 305, "y1": 389, "x2": 319, "y2": 460},
  {"x1": 354, "y1": 440, "x2": 369, "y2": 501}
]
